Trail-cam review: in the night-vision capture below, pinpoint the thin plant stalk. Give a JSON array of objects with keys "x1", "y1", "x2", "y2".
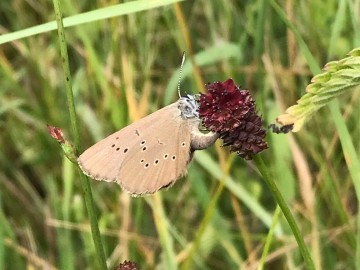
[
  {"x1": 151, "y1": 194, "x2": 177, "y2": 269},
  {"x1": 258, "y1": 205, "x2": 281, "y2": 270},
  {"x1": 253, "y1": 155, "x2": 315, "y2": 270},
  {"x1": 52, "y1": 0, "x2": 108, "y2": 268}
]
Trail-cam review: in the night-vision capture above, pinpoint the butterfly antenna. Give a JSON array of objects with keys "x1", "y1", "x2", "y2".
[{"x1": 178, "y1": 51, "x2": 186, "y2": 98}]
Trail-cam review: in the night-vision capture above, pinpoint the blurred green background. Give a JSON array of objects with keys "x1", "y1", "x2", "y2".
[{"x1": 0, "y1": 0, "x2": 359, "y2": 269}]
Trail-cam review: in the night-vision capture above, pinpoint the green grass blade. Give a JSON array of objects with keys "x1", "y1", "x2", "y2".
[
  {"x1": 329, "y1": 100, "x2": 360, "y2": 267},
  {"x1": 258, "y1": 206, "x2": 281, "y2": 270},
  {"x1": 268, "y1": 0, "x2": 321, "y2": 74},
  {"x1": 150, "y1": 195, "x2": 178, "y2": 269},
  {"x1": 327, "y1": 0, "x2": 347, "y2": 59},
  {"x1": 254, "y1": 155, "x2": 315, "y2": 270},
  {"x1": 0, "y1": 0, "x2": 183, "y2": 45},
  {"x1": 52, "y1": 0, "x2": 107, "y2": 268},
  {"x1": 194, "y1": 151, "x2": 282, "y2": 234}
]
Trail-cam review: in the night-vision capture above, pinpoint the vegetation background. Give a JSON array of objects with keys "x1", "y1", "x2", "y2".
[{"x1": 0, "y1": 0, "x2": 359, "y2": 269}]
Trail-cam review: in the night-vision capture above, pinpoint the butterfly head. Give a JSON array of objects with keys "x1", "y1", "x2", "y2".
[{"x1": 178, "y1": 94, "x2": 199, "y2": 119}]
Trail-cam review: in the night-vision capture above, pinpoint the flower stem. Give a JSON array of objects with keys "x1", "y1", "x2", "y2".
[
  {"x1": 52, "y1": 0, "x2": 107, "y2": 268},
  {"x1": 253, "y1": 155, "x2": 315, "y2": 270}
]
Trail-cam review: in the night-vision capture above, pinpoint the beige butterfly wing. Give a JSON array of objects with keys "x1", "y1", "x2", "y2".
[
  {"x1": 78, "y1": 102, "x2": 183, "y2": 183},
  {"x1": 117, "y1": 110, "x2": 197, "y2": 194}
]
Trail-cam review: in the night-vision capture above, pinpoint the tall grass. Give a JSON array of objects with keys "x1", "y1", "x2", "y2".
[{"x1": 0, "y1": 0, "x2": 359, "y2": 269}]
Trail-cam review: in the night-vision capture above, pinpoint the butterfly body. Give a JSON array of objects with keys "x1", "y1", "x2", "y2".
[{"x1": 78, "y1": 95, "x2": 218, "y2": 195}]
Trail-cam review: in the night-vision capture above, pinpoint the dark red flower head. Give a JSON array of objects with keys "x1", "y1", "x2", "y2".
[
  {"x1": 114, "y1": 260, "x2": 138, "y2": 270},
  {"x1": 199, "y1": 79, "x2": 268, "y2": 159}
]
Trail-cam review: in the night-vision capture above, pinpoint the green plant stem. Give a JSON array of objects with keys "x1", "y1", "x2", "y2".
[
  {"x1": 253, "y1": 155, "x2": 315, "y2": 270},
  {"x1": 151, "y1": 194, "x2": 177, "y2": 269},
  {"x1": 258, "y1": 206, "x2": 281, "y2": 270},
  {"x1": 52, "y1": 0, "x2": 107, "y2": 268}
]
